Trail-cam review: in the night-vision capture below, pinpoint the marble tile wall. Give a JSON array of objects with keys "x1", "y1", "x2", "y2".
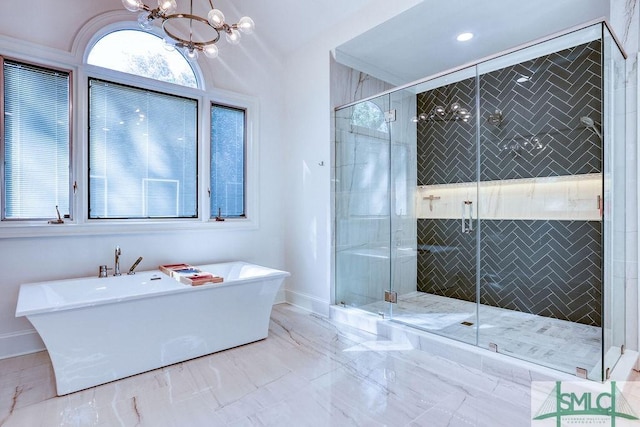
[
  {"x1": 609, "y1": 0, "x2": 640, "y2": 357},
  {"x1": 333, "y1": 69, "x2": 418, "y2": 307},
  {"x1": 416, "y1": 174, "x2": 602, "y2": 221}
]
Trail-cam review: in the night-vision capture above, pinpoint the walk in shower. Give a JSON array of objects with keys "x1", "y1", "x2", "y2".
[{"x1": 334, "y1": 22, "x2": 626, "y2": 381}]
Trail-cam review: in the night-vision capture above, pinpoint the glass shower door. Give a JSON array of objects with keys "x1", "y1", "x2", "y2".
[
  {"x1": 476, "y1": 24, "x2": 608, "y2": 379},
  {"x1": 389, "y1": 69, "x2": 480, "y2": 346},
  {"x1": 334, "y1": 93, "x2": 393, "y2": 317}
]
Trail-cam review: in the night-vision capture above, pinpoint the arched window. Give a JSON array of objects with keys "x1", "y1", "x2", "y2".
[
  {"x1": 87, "y1": 29, "x2": 197, "y2": 88},
  {"x1": 85, "y1": 28, "x2": 200, "y2": 219},
  {"x1": 351, "y1": 100, "x2": 389, "y2": 133}
]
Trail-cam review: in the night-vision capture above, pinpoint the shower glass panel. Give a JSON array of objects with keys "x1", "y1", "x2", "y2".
[
  {"x1": 394, "y1": 69, "x2": 479, "y2": 346},
  {"x1": 333, "y1": 22, "x2": 625, "y2": 381},
  {"x1": 602, "y1": 25, "x2": 626, "y2": 380},
  {"x1": 388, "y1": 87, "x2": 418, "y2": 320},
  {"x1": 476, "y1": 24, "x2": 607, "y2": 379},
  {"x1": 334, "y1": 93, "x2": 393, "y2": 317}
]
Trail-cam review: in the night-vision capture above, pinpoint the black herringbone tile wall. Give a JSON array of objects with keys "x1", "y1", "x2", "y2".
[
  {"x1": 416, "y1": 40, "x2": 603, "y2": 327},
  {"x1": 417, "y1": 40, "x2": 602, "y2": 185},
  {"x1": 417, "y1": 219, "x2": 602, "y2": 326},
  {"x1": 480, "y1": 40, "x2": 602, "y2": 181},
  {"x1": 417, "y1": 77, "x2": 476, "y2": 186},
  {"x1": 417, "y1": 219, "x2": 477, "y2": 302},
  {"x1": 480, "y1": 220, "x2": 602, "y2": 326}
]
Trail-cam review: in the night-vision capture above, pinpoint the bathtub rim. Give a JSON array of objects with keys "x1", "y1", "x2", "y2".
[{"x1": 15, "y1": 261, "x2": 290, "y2": 317}]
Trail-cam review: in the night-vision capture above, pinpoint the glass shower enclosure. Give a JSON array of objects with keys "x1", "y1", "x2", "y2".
[{"x1": 334, "y1": 22, "x2": 626, "y2": 381}]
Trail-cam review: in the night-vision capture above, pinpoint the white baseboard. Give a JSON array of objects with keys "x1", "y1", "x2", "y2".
[
  {"x1": 0, "y1": 329, "x2": 45, "y2": 360},
  {"x1": 274, "y1": 288, "x2": 286, "y2": 304},
  {"x1": 284, "y1": 289, "x2": 330, "y2": 317}
]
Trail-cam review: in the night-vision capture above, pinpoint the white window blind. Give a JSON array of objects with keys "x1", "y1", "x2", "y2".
[
  {"x1": 88, "y1": 79, "x2": 197, "y2": 219},
  {"x1": 3, "y1": 60, "x2": 71, "y2": 220},
  {"x1": 211, "y1": 104, "x2": 245, "y2": 218}
]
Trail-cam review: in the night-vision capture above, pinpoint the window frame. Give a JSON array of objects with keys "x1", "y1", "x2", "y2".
[
  {"x1": 210, "y1": 102, "x2": 248, "y2": 220},
  {"x1": 87, "y1": 77, "x2": 200, "y2": 220},
  {"x1": 83, "y1": 23, "x2": 205, "y2": 91},
  {"x1": 82, "y1": 27, "x2": 199, "y2": 89},
  {"x1": 0, "y1": 56, "x2": 74, "y2": 222},
  {"x1": 0, "y1": 25, "x2": 259, "y2": 238},
  {"x1": 204, "y1": 89, "x2": 258, "y2": 225}
]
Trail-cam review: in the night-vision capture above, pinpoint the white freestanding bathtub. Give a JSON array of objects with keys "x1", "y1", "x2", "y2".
[{"x1": 15, "y1": 262, "x2": 289, "y2": 395}]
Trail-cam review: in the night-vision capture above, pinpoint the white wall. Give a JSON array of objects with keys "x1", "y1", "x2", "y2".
[
  {"x1": 0, "y1": 0, "x2": 287, "y2": 358},
  {"x1": 281, "y1": 0, "x2": 423, "y2": 314}
]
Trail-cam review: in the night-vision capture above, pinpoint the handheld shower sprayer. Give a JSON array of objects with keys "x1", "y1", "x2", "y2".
[{"x1": 580, "y1": 116, "x2": 602, "y2": 141}]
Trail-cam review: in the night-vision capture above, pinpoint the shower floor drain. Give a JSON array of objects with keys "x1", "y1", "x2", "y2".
[{"x1": 460, "y1": 321, "x2": 474, "y2": 326}]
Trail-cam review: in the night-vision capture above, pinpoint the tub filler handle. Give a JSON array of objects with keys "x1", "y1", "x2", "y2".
[{"x1": 98, "y1": 265, "x2": 112, "y2": 278}]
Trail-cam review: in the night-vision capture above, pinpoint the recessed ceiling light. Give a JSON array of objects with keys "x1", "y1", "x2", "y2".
[{"x1": 456, "y1": 32, "x2": 474, "y2": 42}]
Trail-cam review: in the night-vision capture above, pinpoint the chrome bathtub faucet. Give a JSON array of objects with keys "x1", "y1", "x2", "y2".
[{"x1": 114, "y1": 246, "x2": 122, "y2": 276}]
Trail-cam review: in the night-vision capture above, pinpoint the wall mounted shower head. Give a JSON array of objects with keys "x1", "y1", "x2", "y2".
[
  {"x1": 580, "y1": 116, "x2": 602, "y2": 141},
  {"x1": 580, "y1": 116, "x2": 594, "y2": 127}
]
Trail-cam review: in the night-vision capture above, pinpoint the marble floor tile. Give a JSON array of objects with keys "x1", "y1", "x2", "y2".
[
  {"x1": 0, "y1": 303, "x2": 603, "y2": 427},
  {"x1": 361, "y1": 291, "x2": 602, "y2": 375}
]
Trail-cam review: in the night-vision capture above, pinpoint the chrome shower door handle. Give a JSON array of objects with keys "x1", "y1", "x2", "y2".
[{"x1": 462, "y1": 200, "x2": 473, "y2": 233}]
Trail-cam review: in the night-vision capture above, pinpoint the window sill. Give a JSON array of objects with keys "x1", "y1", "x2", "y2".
[{"x1": 0, "y1": 217, "x2": 258, "y2": 239}]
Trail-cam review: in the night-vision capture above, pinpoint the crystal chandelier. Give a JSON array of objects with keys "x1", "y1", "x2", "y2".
[{"x1": 122, "y1": 0, "x2": 255, "y2": 60}]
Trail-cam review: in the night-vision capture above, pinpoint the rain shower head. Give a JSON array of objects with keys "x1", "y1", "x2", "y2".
[{"x1": 580, "y1": 116, "x2": 602, "y2": 141}]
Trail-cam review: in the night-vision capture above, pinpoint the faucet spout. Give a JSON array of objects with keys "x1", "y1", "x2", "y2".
[{"x1": 114, "y1": 246, "x2": 122, "y2": 276}]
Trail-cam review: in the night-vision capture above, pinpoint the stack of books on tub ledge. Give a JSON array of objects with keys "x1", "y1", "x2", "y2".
[{"x1": 159, "y1": 263, "x2": 224, "y2": 286}]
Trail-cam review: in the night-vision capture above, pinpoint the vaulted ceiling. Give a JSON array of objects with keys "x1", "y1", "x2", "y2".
[{"x1": 0, "y1": 0, "x2": 611, "y2": 83}]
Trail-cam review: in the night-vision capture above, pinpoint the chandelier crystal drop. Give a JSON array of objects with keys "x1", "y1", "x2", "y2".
[{"x1": 122, "y1": 0, "x2": 255, "y2": 61}]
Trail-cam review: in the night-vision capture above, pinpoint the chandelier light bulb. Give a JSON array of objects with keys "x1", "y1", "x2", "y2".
[
  {"x1": 157, "y1": 0, "x2": 177, "y2": 14},
  {"x1": 208, "y1": 9, "x2": 225, "y2": 28},
  {"x1": 123, "y1": 1, "x2": 254, "y2": 60},
  {"x1": 226, "y1": 29, "x2": 241, "y2": 45},
  {"x1": 450, "y1": 102, "x2": 460, "y2": 112},
  {"x1": 203, "y1": 44, "x2": 219, "y2": 59},
  {"x1": 237, "y1": 16, "x2": 255, "y2": 34},
  {"x1": 185, "y1": 47, "x2": 199, "y2": 61},
  {"x1": 122, "y1": 0, "x2": 144, "y2": 12},
  {"x1": 137, "y1": 11, "x2": 154, "y2": 30}
]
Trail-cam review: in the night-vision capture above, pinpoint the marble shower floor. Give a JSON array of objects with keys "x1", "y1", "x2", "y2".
[
  {"x1": 361, "y1": 291, "x2": 602, "y2": 377},
  {"x1": 2, "y1": 304, "x2": 543, "y2": 427}
]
